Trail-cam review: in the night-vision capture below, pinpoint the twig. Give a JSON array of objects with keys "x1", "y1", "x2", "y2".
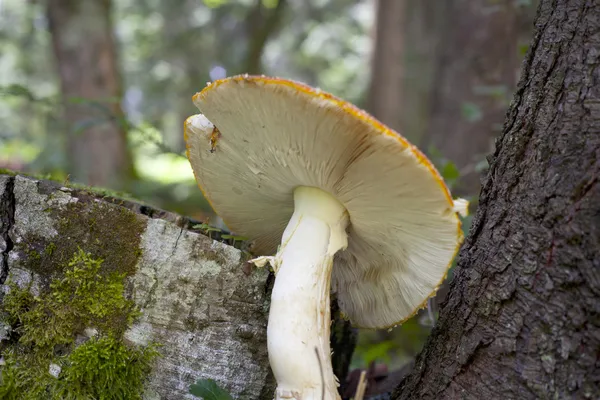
[{"x1": 353, "y1": 370, "x2": 368, "y2": 400}]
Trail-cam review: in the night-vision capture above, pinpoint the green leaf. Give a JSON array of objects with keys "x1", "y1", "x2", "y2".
[
  {"x1": 189, "y1": 379, "x2": 234, "y2": 400},
  {"x1": 193, "y1": 224, "x2": 222, "y2": 233},
  {"x1": 441, "y1": 161, "x2": 460, "y2": 182},
  {"x1": 362, "y1": 340, "x2": 395, "y2": 365},
  {"x1": 0, "y1": 83, "x2": 35, "y2": 99},
  {"x1": 221, "y1": 234, "x2": 249, "y2": 241}
]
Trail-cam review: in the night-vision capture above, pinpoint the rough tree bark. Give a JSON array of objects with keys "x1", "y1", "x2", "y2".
[
  {"x1": 394, "y1": 0, "x2": 599, "y2": 398},
  {"x1": 423, "y1": 0, "x2": 533, "y2": 197},
  {"x1": 47, "y1": 0, "x2": 136, "y2": 190},
  {"x1": 366, "y1": 0, "x2": 405, "y2": 136}
]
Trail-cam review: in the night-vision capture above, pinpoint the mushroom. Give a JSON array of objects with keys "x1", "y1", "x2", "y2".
[{"x1": 184, "y1": 75, "x2": 467, "y2": 400}]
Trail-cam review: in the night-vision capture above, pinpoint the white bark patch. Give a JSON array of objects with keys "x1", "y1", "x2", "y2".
[{"x1": 126, "y1": 219, "x2": 272, "y2": 399}]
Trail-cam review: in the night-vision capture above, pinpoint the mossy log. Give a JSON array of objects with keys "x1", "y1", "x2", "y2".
[{"x1": 0, "y1": 174, "x2": 275, "y2": 399}]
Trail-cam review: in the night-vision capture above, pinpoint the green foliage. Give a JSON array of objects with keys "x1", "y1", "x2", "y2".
[
  {"x1": 0, "y1": 83, "x2": 38, "y2": 101},
  {"x1": 359, "y1": 340, "x2": 395, "y2": 365},
  {"x1": 202, "y1": 0, "x2": 228, "y2": 8},
  {"x1": 191, "y1": 224, "x2": 253, "y2": 251},
  {"x1": 189, "y1": 378, "x2": 234, "y2": 400},
  {"x1": 220, "y1": 234, "x2": 250, "y2": 249},
  {"x1": 261, "y1": 0, "x2": 279, "y2": 9},
  {"x1": 193, "y1": 223, "x2": 222, "y2": 237},
  {"x1": 440, "y1": 161, "x2": 460, "y2": 185},
  {"x1": 1, "y1": 0, "x2": 371, "y2": 219},
  {"x1": 352, "y1": 318, "x2": 428, "y2": 370},
  {"x1": 0, "y1": 249, "x2": 159, "y2": 399}
]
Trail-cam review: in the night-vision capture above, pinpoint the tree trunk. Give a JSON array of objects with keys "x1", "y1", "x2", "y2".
[
  {"x1": 47, "y1": 0, "x2": 136, "y2": 191},
  {"x1": 423, "y1": 0, "x2": 531, "y2": 197},
  {"x1": 401, "y1": 0, "x2": 447, "y2": 145},
  {"x1": 0, "y1": 174, "x2": 273, "y2": 399},
  {"x1": 394, "y1": 0, "x2": 600, "y2": 398},
  {"x1": 244, "y1": 0, "x2": 288, "y2": 75},
  {"x1": 366, "y1": 0, "x2": 405, "y2": 136}
]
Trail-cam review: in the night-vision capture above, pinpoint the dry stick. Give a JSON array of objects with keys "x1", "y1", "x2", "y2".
[{"x1": 353, "y1": 370, "x2": 368, "y2": 400}]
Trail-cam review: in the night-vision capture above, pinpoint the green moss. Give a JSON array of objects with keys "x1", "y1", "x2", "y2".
[
  {"x1": 67, "y1": 181, "x2": 133, "y2": 200},
  {"x1": 2, "y1": 282, "x2": 34, "y2": 328},
  {"x1": 58, "y1": 201, "x2": 144, "y2": 276},
  {"x1": 57, "y1": 336, "x2": 158, "y2": 399},
  {"x1": 20, "y1": 200, "x2": 145, "y2": 284},
  {"x1": 0, "y1": 169, "x2": 64, "y2": 184},
  {"x1": 25, "y1": 248, "x2": 41, "y2": 262},
  {"x1": 44, "y1": 242, "x2": 57, "y2": 257},
  {"x1": 0, "y1": 249, "x2": 159, "y2": 399},
  {"x1": 0, "y1": 168, "x2": 17, "y2": 176}
]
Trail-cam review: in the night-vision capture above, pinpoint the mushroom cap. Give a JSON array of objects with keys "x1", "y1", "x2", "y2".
[{"x1": 185, "y1": 75, "x2": 465, "y2": 329}]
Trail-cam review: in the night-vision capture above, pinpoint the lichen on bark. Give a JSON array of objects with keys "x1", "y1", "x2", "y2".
[
  {"x1": 0, "y1": 174, "x2": 275, "y2": 399},
  {"x1": 10, "y1": 176, "x2": 145, "y2": 285}
]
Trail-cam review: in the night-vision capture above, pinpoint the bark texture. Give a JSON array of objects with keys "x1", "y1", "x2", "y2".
[
  {"x1": 394, "y1": 0, "x2": 599, "y2": 398},
  {"x1": 47, "y1": 0, "x2": 136, "y2": 190},
  {"x1": 0, "y1": 174, "x2": 273, "y2": 399}
]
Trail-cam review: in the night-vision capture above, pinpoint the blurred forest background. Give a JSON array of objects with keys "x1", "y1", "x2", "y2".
[{"x1": 0, "y1": 0, "x2": 538, "y2": 384}]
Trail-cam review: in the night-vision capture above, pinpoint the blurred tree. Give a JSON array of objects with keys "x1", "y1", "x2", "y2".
[
  {"x1": 366, "y1": 0, "x2": 405, "y2": 135},
  {"x1": 401, "y1": 0, "x2": 446, "y2": 145},
  {"x1": 422, "y1": 0, "x2": 536, "y2": 198},
  {"x1": 393, "y1": 0, "x2": 599, "y2": 398},
  {"x1": 146, "y1": 0, "x2": 288, "y2": 152},
  {"x1": 244, "y1": 0, "x2": 288, "y2": 74},
  {"x1": 47, "y1": 0, "x2": 136, "y2": 190}
]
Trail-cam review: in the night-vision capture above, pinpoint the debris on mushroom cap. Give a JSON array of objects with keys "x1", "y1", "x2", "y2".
[
  {"x1": 187, "y1": 114, "x2": 214, "y2": 132},
  {"x1": 452, "y1": 198, "x2": 470, "y2": 217},
  {"x1": 185, "y1": 75, "x2": 467, "y2": 329}
]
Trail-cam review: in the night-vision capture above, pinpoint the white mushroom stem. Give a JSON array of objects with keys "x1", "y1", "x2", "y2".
[{"x1": 254, "y1": 186, "x2": 349, "y2": 400}]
